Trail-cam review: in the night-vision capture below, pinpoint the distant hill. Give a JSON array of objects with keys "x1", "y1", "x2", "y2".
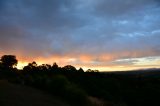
[
  {"x1": 0, "y1": 80, "x2": 70, "y2": 106},
  {"x1": 102, "y1": 68, "x2": 160, "y2": 76}
]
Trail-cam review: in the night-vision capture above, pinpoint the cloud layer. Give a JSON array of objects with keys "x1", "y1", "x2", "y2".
[{"x1": 0, "y1": 0, "x2": 160, "y2": 71}]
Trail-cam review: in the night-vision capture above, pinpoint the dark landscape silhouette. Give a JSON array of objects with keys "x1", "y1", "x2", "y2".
[{"x1": 1, "y1": 55, "x2": 160, "y2": 106}]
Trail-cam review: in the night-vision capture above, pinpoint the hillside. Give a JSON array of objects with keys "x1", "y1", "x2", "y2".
[
  {"x1": 1, "y1": 54, "x2": 160, "y2": 106},
  {"x1": 0, "y1": 80, "x2": 70, "y2": 106}
]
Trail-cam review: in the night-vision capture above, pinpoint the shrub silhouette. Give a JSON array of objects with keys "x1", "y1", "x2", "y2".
[{"x1": 47, "y1": 75, "x2": 89, "y2": 106}]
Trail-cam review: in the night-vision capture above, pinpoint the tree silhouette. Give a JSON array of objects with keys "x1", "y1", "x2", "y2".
[
  {"x1": 63, "y1": 65, "x2": 77, "y2": 72},
  {"x1": 23, "y1": 61, "x2": 38, "y2": 71},
  {"x1": 0, "y1": 55, "x2": 18, "y2": 68},
  {"x1": 31, "y1": 61, "x2": 37, "y2": 67},
  {"x1": 78, "y1": 67, "x2": 84, "y2": 72},
  {"x1": 52, "y1": 62, "x2": 59, "y2": 69},
  {"x1": 86, "y1": 69, "x2": 99, "y2": 72}
]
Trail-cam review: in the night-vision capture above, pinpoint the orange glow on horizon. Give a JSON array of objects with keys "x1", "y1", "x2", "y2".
[
  {"x1": 16, "y1": 59, "x2": 160, "y2": 72},
  {"x1": 1, "y1": 52, "x2": 160, "y2": 71}
]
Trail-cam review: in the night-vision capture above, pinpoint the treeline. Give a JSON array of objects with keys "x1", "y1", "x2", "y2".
[
  {"x1": 1, "y1": 55, "x2": 160, "y2": 106},
  {"x1": 0, "y1": 55, "x2": 99, "y2": 106}
]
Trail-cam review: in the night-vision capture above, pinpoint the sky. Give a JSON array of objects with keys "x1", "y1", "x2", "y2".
[{"x1": 0, "y1": 0, "x2": 160, "y2": 71}]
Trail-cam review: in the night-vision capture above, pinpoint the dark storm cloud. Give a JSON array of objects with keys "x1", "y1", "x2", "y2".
[
  {"x1": 0, "y1": 0, "x2": 160, "y2": 65},
  {"x1": 0, "y1": 0, "x2": 84, "y2": 56}
]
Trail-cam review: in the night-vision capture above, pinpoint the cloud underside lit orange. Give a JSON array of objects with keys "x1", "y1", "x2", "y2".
[
  {"x1": 10, "y1": 50, "x2": 160, "y2": 71},
  {"x1": 0, "y1": 0, "x2": 160, "y2": 71}
]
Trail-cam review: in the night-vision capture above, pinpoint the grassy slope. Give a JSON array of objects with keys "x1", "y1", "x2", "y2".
[{"x1": 0, "y1": 80, "x2": 70, "y2": 106}]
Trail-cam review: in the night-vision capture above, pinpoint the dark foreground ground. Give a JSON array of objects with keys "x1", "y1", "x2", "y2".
[
  {"x1": 1, "y1": 65, "x2": 160, "y2": 106},
  {"x1": 0, "y1": 80, "x2": 70, "y2": 106}
]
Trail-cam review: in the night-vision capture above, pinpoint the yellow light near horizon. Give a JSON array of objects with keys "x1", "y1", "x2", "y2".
[
  {"x1": 16, "y1": 61, "x2": 28, "y2": 69},
  {"x1": 15, "y1": 56, "x2": 160, "y2": 71}
]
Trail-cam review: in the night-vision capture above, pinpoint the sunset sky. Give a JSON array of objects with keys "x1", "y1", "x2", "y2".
[{"x1": 0, "y1": 0, "x2": 160, "y2": 71}]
